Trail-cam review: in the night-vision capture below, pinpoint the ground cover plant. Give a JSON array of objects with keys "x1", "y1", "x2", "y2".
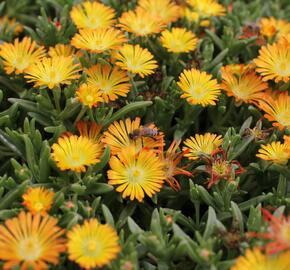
[{"x1": 0, "y1": 0, "x2": 289, "y2": 269}]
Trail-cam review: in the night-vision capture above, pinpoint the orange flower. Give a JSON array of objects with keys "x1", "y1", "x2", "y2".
[
  {"x1": 258, "y1": 91, "x2": 290, "y2": 130},
  {"x1": 160, "y1": 140, "x2": 192, "y2": 191}
]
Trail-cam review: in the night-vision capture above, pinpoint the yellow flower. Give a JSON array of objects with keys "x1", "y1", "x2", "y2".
[
  {"x1": 137, "y1": 0, "x2": 181, "y2": 24},
  {"x1": 86, "y1": 64, "x2": 131, "y2": 103},
  {"x1": 183, "y1": 133, "x2": 223, "y2": 160},
  {"x1": 0, "y1": 37, "x2": 45, "y2": 75},
  {"x1": 118, "y1": 7, "x2": 165, "y2": 37},
  {"x1": 187, "y1": 0, "x2": 226, "y2": 17},
  {"x1": 0, "y1": 211, "x2": 66, "y2": 270},
  {"x1": 51, "y1": 134, "x2": 103, "y2": 172},
  {"x1": 256, "y1": 141, "x2": 289, "y2": 165},
  {"x1": 254, "y1": 41, "x2": 290, "y2": 83},
  {"x1": 71, "y1": 28, "x2": 127, "y2": 53},
  {"x1": 76, "y1": 83, "x2": 103, "y2": 108},
  {"x1": 113, "y1": 44, "x2": 157, "y2": 78},
  {"x1": 48, "y1": 44, "x2": 76, "y2": 57},
  {"x1": 102, "y1": 117, "x2": 164, "y2": 156},
  {"x1": 108, "y1": 147, "x2": 165, "y2": 201},
  {"x1": 177, "y1": 68, "x2": 221, "y2": 107},
  {"x1": 258, "y1": 91, "x2": 290, "y2": 130},
  {"x1": 76, "y1": 121, "x2": 103, "y2": 143},
  {"x1": 25, "y1": 56, "x2": 81, "y2": 89},
  {"x1": 259, "y1": 17, "x2": 290, "y2": 39},
  {"x1": 0, "y1": 16, "x2": 23, "y2": 35},
  {"x1": 160, "y1": 27, "x2": 198, "y2": 53},
  {"x1": 22, "y1": 187, "x2": 54, "y2": 216},
  {"x1": 221, "y1": 65, "x2": 268, "y2": 104},
  {"x1": 70, "y1": 1, "x2": 115, "y2": 30},
  {"x1": 230, "y1": 248, "x2": 290, "y2": 270},
  {"x1": 67, "y1": 219, "x2": 120, "y2": 269}
]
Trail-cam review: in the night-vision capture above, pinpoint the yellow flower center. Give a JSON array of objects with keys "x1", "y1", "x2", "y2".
[
  {"x1": 275, "y1": 60, "x2": 290, "y2": 76},
  {"x1": 84, "y1": 239, "x2": 102, "y2": 256},
  {"x1": 276, "y1": 111, "x2": 290, "y2": 126},
  {"x1": 86, "y1": 95, "x2": 94, "y2": 102},
  {"x1": 191, "y1": 86, "x2": 205, "y2": 100},
  {"x1": 49, "y1": 70, "x2": 61, "y2": 83},
  {"x1": 212, "y1": 161, "x2": 228, "y2": 176},
  {"x1": 18, "y1": 237, "x2": 42, "y2": 261},
  {"x1": 33, "y1": 202, "x2": 44, "y2": 212},
  {"x1": 128, "y1": 167, "x2": 144, "y2": 183}
]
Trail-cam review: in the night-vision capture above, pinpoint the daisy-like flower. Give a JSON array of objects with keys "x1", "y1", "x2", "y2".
[
  {"x1": 187, "y1": 0, "x2": 226, "y2": 17},
  {"x1": 258, "y1": 91, "x2": 290, "y2": 130},
  {"x1": 76, "y1": 83, "x2": 103, "y2": 108},
  {"x1": 254, "y1": 41, "x2": 290, "y2": 83},
  {"x1": 259, "y1": 17, "x2": 290, "y2": 39},
  {"x1": 76, "y1": 121, "x2": 103, "y2": 143},
  {"x1": 177, "y1": 68, "x2": 221, "y2": 107},
  {"x1": 71, "y1": 28, "x2": 127, "y2": 53},
  {"x1": 113, "y1": 44, "x2": 157, "y2": 78},
  {"x1": 67, "y1": 219, "x2": 120, "y2": 269},
  {"x1": 51, "y1": 134, "x2": 103, "y2": 172},
  {"x1": 0, "y1": 37, "x2": 45, "y2": 75},
  {"x1": 102, "y1": 117, "x2": 164, "y2": 156},
  {"x1": 70, "y1": 1, "x2": 115, "y2": 30},
  {"x1": 256, "y1": 209, "x2": 290, "y2": 254},
  {"x1": 108, "y1": 147, "x2": 165, "y2": 201},
  {"x1": 256, "y1": 141, "x2": 289, "y2": 165},
  {"x1": 160, "y1": 27, "x2": 198, "y2": 53},
  {"x1": 24, "y1": 56, "x2": 81, "y2": 89},
  {"x1": 160, "y1": 140, "x2": 192, "y2": 191},
  {"x1": 221, "y1": 65, "x2": 268, "y2": 104},
  {"x1": 0, "y1": 16, "x2": 23, "y2": 35},
  {"x1": 183, "y1": 133, "x2": 223, "y2": 160},
  {"x1": 230, "y1": 248, "x2": 290, "y2": 270},
  {"x1": 48, "y1": 44, "x2": 76, "y2": 57},
  {"x1": 118, "y1": 8, "x2": 164, "y2": 37},
  {"x1": 137, "y1": 0, "x2": 181, "y2": 24},
  {"x1": 22, "y1": 187, "x2": 54, "y2": 216},
  {"x1": 0, "y1": 211, "x2": 66, "y2": 270},
  {"x1": 86, "y1": 64, "x2": 131, "y2": 103}
]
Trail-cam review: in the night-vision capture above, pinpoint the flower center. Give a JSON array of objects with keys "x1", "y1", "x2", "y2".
[
  {"x1": 212, "y1": 161, "x2": 228, "y2": 176},
  {"x1": 18, "y1": 237, "x2": 42, "y2": 261},
  {"x1": 276, "y1": 111, "x2": 290, "y2": 126},
  {"x1": 128, "y1": 167, "x2": 144, "y2": 183},
  {"x1": 33, "y1": 202, "x2": 44, "y2": 212},
  {"x1": 275, "y1": 60, "x2": 290, "y2": 76},
  {"x1": 83, "y1": 239, "x2": 102, "y2": 257}
]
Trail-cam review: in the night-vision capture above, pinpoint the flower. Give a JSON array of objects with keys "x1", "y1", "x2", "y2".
[
  {"x1": 221, "y1": 65, "x2": 268, "y2": 104},
  {"x1": 76, "y1": 121, "x2": 103, "y2": 143},
  {"x1": 259, "y1": 17, "x2": 290, "y2": 39},
  {"x1": 177, "y1": 68, "x2": 221, "y2": 106},
  {"x1": 183, "y1": 133, "x2": 223, "y2": 160},
  {"x1": 0, "y1": 211, "x2": 66, "y2": 270},
  {"x1": 24, "y1": 56, "x2": 81, "y2": 89},
  {"x1": 230, "y1": 248, "x2": 290, "y2": 270},
  {"x1": 258, "y1": 91, "x2": 290, "y2": 130},
  {"x1": 86, "y1": 64, "x2": 131, "y2": 103},
  {"x1": 70, "y1": 1, "x2": 115, "y2": 30},
  {"x1": 256, "y1": 209, "x2": 290, "y2": 254},
  {"x1": 256, "y1": 141, "x2": 289, "y2": 165},
  {"x1": 160, "y1": 27, "x2": 198, "y2": 53},
  {"x1": 254, "y1": 41, "x2": 290, "y2": 83},
  {"x1": 0, "y1": 37, "x2": 45, "y2": 75},
  {"x1": 205, "y1": 148, "x2": 244, "y2": 188},
  {"x1": 137, "y1": 0, "x2": 181, "y2": 24},
  {"x1": 118, "y1": 8, "x2": 165, "y2": 36},
  {"x1": 48, "y1": 44, "x2": 76, "y2": 57},
  {"x1": 76, "y1": 83, "x2": 103, "y2": 108},
  {"x1": 108, "y1": 147, "x2": 165, "y2": 201},
  {"x1": 22, "y1": 187, "x2": 54, "y2": 215},
  {"x1": 67, "y1": 219, "x2": 120, "y2": 269},
  {"x1": 113, "y1": 44, "x2": 157, "y2": 78},
  {"x1": 102, "y1": 117, "x2": 164, "y2": 156},
  {"x1": 71, "y1": 28, "x2": 126, "y2": 53},
  {"x1": 160, "y1": 140, "x2": 192, "y2": 191},
  {"x1": 51, "y1": 134, "x2": 103, "y2": 172},
  {"x1": 187, "y1": 0, "x2": 226, "y2": 17},
  {"x1": 0, "y1": 16, "x2": 23, "y2": 35}
]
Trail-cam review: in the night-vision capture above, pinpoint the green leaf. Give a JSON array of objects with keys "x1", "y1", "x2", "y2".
[
  {"x1": 102, "y1": 204, "x2": 115, "y2": 227},
  {"x1": 203, "y1": 206, "x2": 217, "y2": 239}
]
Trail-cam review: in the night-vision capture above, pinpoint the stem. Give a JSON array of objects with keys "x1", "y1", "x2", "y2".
[
  {"x1": 129, "y1": 73, "x2": 138, "y2": 100},
  {"x1": 73, "y1": 106, "x2": 87, "y2": 126},
  {"x1": 194, "y1": 201, "x2": 200, "y2": 227},
  {"x1": 52, "y1": 86, "x2": 61, "y2": 113}
]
